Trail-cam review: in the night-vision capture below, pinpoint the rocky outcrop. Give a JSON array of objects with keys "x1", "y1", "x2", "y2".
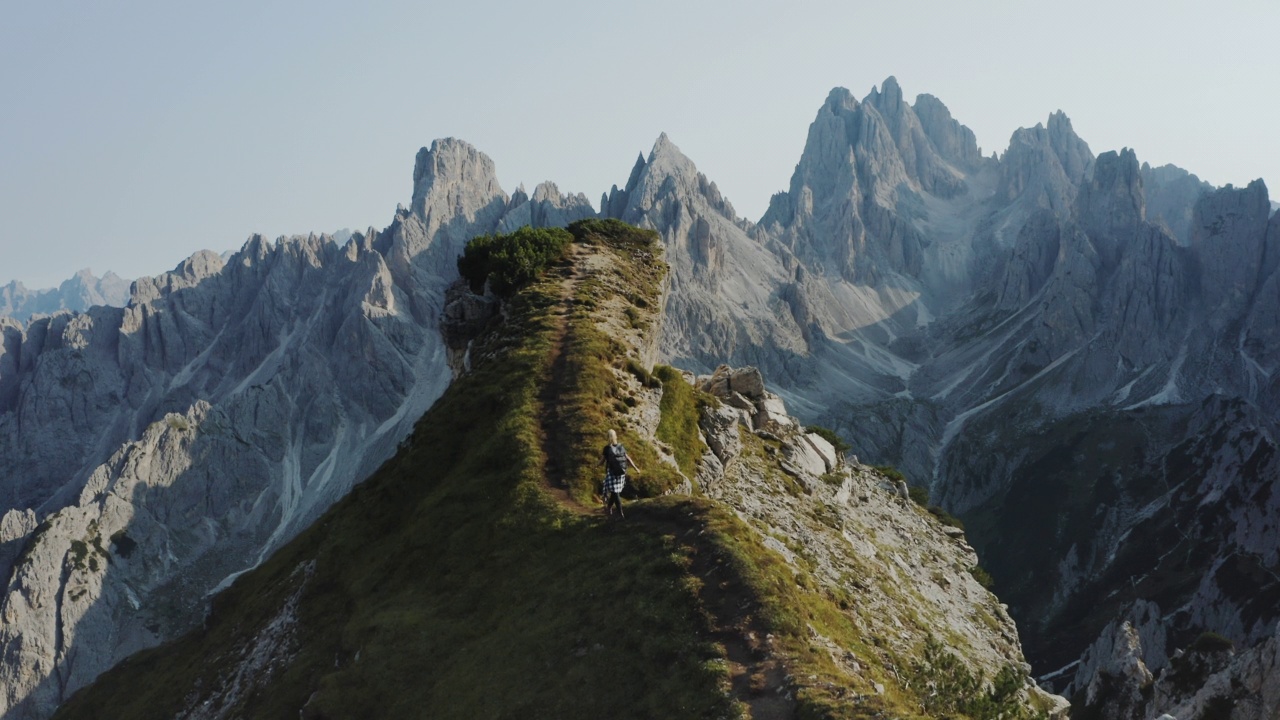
[
  {"x1": 440, "y1": 280, "x2": 499, "y2": 378},
  {"x1": 1190, "y1": 179, "x2": 1273, "y2": 327},
  {"x1": 1141, "y1": 163, "x2": 1212, "y2": 245},
  {"x1": 692, "y1": 364, "x2": 1068, "y2": 718},
  {"x1": 1068, "y1": 603, "x2": 1280, "y2": 720},
  {"x1": 0, "y1": 270, "x2": 131, "y2": 324},
  {"x1": 758, "y1": 81, "x2": 959, "y2": 284}
]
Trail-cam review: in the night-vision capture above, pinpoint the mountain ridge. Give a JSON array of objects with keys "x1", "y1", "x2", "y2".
[
  {"x1": 49, "y1": 220, "x2": 1064, "y2": 720},
  {"x1": 2, "y1": 76, "x2": 1278, "y2": 719}
]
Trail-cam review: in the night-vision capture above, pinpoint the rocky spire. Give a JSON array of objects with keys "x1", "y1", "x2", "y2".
[
  {"x1": 409, "y1": 137, "x2": 504, "y2": 220},
  {"x1": 760, "y1": 78, "x2": 985, "y2": 284},
  {"x1": 386, "y1": 139, "x2": 510, "y2": 320},
  {"x1": 1077, "y1": 148, "x2": 1146, "y2": 249},
  {"x1": 913, "y1": 93, "x2": 984, "y2": 171},
  {"x1": 1141, "y1": 162, "x2": 1212, "y2": 245},
  {"x1": 997, "y1": 111, "x2": 1094, "y2": 213}
]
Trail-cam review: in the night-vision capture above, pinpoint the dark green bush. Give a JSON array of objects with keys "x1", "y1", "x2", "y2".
[
  {"x1": 1188, "y1": 631, "x2": 1234, "y2": 654},
  {"x1": 872, "y1": 464, "x2": 906, "y2": 484},
  {"x1": 928, "y1": 505, "x2": 966, "y2": 530},
  {"x1": 567, "y1": 218, "x2": 656, "y2": 247},
  {"x1": 909, "y1": 637, "x2": 1043, "y2": 720},
  {"x1": 805, "y1": 425, "x2": 851, "y2": 455},
  {"x1": 110, "y1": 530, "x2": 138, "y2": 559},
  {"x1": 969, "y1": 564, "x2": 995, "y2": 589},
  {"x1": 908, "y1": 485, "x2": 930, "y2": 506},
  {"x1": 69, "y1": 539, "x2": 89, "y2": 568},
  {"x1": 457, "y1": 225, "x2": 572, "y2": 296}
]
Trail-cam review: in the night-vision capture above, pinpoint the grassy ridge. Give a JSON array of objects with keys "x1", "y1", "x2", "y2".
[
  {"x1": 552, "y1": 220, "x2": 686, "y2": 503},
  {"x1": 53, "y1": 219, "x2": 1043, "y2": 720},
  {"x1": 54, "y1": 227, "x2": 735, "y2": 720}
]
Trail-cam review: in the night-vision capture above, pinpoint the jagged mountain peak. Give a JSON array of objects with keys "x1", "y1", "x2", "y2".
[
  {"x1": 823, "y1": 85, "x2": 859, "y2": 113},
  {"x1": 605, "y1": 133, "x2": 743, "y2": 227},
  {"x1": 1046, "y1": 108, "x2": 1073, "y2": 132},
  {"x1": 1140, "y1": 161, "x2": 1214, "y2": 245},
  {"x1": 644, "y1": 131, "x2": 698, "y2": 179},
  {"x1": 1190, "y1": 177, "x2": 1272, "y2": 247},
  {"x1": 864, "y1": 74, "x2": 906, "y2": 112},
  {"x1": 410, "y1": 137, "x2": 505, "y2": 216},
  {"x1": 1077, "y1": 147, "x2": 1146, "y2": 241},
  {"x1": 913, "y1": 92, "x2": 985, "y2": 170},
  {"x1": 496, "y1": 180, "x2": 595, "y2": 234},
  {"x1": 998, "y1": 111, "x2": 1094, "y2": 211}
]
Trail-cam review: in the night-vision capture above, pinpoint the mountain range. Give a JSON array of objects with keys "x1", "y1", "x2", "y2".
[
  {"x1": 0, "y1": 272, "x2": 131, "y2": 324},
  {"x1": 1, "y1": 76, "x2": 1278, "y2": 719}
]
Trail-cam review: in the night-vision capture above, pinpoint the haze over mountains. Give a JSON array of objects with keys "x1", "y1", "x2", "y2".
[
  {"x1": 0, "y1": 272, "x2": 130, "y2": 324},
  {"x1": 2, "y1": 77, "x2": 1278, "y2": 719}
]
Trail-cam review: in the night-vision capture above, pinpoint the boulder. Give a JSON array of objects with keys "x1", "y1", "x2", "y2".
[
  {"x1": 783, "y1": 436, "x2": 827, "y2": 477},
  {"x1": 727, "y1": 366, "x2": 766, "y2": 399},
  {"x1": 754, "y1": 392, "x2": 796, "y2": 432},
  {"x1": 699, "y1": 404, "x2": 743, "y2": 466},
  {"x1": 701, "y1": 365, "x2": 767, "y2": 402},
  {"x1": 701, "y1": 365, "x2": 733, "y2": 398},
  {"x1": 801, "y1": 432, "x2": 838, "y2": 472}
]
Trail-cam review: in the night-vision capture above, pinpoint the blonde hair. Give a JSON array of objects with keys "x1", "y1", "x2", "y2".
[{"x1": 608, "y1": 429, "x2": 618, "y2": 444}]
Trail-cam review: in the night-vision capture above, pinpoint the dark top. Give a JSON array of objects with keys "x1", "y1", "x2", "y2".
[{"x1": 603, "y1": 442, "x2": 628, "y2": 478}]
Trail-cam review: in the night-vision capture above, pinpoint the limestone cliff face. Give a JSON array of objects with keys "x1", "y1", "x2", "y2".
[
  {"x1": 758, "y1": 78, "x2": 981, "y2": 285},
  {"x1": 996, "y1": 111, "x2": 1093, "y2": 215},
  {"x1": 1141, "y1": 162, "x2": 1213, "y2": 245},
  {"x1": 497, "y1": 181, "x2": 596, "y2": 234},
  {"x1": 0, "y1": 139, "x2": 593, "y2": 719}
]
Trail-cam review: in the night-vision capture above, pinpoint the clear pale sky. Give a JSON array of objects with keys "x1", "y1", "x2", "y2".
[{"x1": 2, "y1": 0, "x2": 1277, "y2": 288}]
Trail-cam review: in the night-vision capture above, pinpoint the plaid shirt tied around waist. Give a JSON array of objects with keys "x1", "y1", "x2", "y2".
[{"x1": 603, "y1": 472, "x2": 626, "y2": 495}]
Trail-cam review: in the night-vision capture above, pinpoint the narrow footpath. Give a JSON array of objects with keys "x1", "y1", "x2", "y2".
[{"x1": 532, "y1": 243, "x2": 795, "y2": 719}]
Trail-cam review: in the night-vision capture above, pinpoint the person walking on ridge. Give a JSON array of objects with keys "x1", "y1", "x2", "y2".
[{"x1": 602, "y1": 429, "x2": 639, "y2": 518}]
